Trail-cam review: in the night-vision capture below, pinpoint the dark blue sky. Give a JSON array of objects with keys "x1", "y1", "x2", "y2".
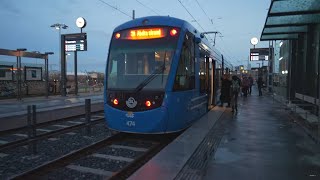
[{"x1": 0, "y1": 0, "x2": 270, "y2": 72}]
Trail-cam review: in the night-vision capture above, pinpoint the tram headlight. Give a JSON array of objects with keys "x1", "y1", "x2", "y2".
[
  {"x1": 115, "y1": 33, "x2": 121, "y2": 39},
  {"x1": 170, "y1": 29, "x2": 178, "y2": 36},
  {"x1": 113, "y1": 98, "x2": 119, "y2": 105},
  {"x1": 145, "y1": 100, "x2": 152, "y2": 107}
]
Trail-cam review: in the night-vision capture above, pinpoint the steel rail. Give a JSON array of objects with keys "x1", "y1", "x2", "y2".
[
  {"x1": 0, "y1": 110, "x2": 104, "y2": 136},
  {"x1": 11, "y1": 133, "x2": 128, "y2": 179},
  {"x1": 0, "y1": 118, "x2": 104, "y2": 152},
  {"x1": 109, "y1": 139, "x2": 172, "y2": 180}
]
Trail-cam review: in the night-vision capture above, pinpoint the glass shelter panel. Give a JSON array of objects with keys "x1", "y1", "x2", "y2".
[
  {"x1": 267, "y1": 14, "x2": 320, "y2": 26},
  {"x1": 270, "y1": 0, "x2": 320, "y2": 14}
]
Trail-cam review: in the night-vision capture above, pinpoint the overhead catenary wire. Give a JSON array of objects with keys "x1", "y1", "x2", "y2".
[
  {"x1": 195, "y1": 0, "x2": 212, "y2": 25},
  {"x1": 136, "y1": 0, "x2": 160, "y2": 15},
  {"x1": 194, "y1": 0, "x2": 221, "y2": 45},
  {"x1": 186, "y1": 1, "x2": 237, "y2": 66},
  {"x1": 177, "y1": 0, "x2": 235, "y2": 65},
  {"x1": 217, "y1": 36, "x2": 242, "y2": 64},
  {"x1": 97, "y1": 0, "x2": 132, "y2": 19},
  {"x1": 177, "y1": 0, "x2": 218, "y2": 47},
  {"x1": 177, "y1": 0, "x2": 206, "y2": 32}
]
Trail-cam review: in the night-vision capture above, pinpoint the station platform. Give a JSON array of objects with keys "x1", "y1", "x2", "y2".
[
  {"x1": 129, "y1": 87, "x2": 320, "y2": 180},
  {"x1": 0, "y1": 92, "x2": 104, "y2": 131}
]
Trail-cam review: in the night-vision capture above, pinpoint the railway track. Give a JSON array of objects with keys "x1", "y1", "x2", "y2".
[
  {"x1": 11, "y1": 133, "x2": 178, "y2": 180},
  {"x1": 0, "y1": 111, "x2": 105, "y2": 151}
]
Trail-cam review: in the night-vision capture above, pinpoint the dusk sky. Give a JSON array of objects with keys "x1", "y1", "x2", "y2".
[{"x1": 0, "y1": 0, "x2": 270, "y2": 72}]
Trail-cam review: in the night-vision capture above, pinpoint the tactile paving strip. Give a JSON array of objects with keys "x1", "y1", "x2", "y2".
[{"x1": 174, "y1": 111, "x2": 232, "y2": 180}]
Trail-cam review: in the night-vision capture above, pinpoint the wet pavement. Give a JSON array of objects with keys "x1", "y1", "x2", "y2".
[{"x1": 204, "y1": 86, "x2": 320, "y2": 180}]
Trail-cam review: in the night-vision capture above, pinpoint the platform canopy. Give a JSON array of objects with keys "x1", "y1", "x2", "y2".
[
  {"x1": 0, "y1": 48, "x2": 48, "y2": 59},
  {"x1": 260, "y1": 0, "x2": 320, "y2": 41}
]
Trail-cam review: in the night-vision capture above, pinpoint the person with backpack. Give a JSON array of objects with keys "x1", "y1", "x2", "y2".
[
  {"x1": 242, "y1": 76, "x2": 250, "y2": 97},
  {"x1": 231, "y1": 75, "x2": 241, "y2": 112}
]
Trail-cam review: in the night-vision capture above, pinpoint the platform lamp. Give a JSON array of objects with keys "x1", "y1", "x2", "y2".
[
  {"x1": 50, "y1": 23, "x2": 68, "y2": 96},
  {"x1": 16, "y1": 48, "x2": 27, "y2": 100},
  {"x1": 45, "y1": 52, "x2": 54, "y2": 98}
]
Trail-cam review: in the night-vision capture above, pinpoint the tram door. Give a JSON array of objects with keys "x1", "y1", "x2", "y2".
[
  {"x1": 205, "y1": 57, "x2": 214, "y2": 109},
  {"x1": 211, "y1": 60, "x2": 216, "y2": 105}
]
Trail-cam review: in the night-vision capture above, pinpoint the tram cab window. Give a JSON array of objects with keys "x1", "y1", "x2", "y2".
[
  {"x1": 107, "y1": 49, "x2": 174, "y2": 90},
  {"x1": 173, "y1": 31, "x2": 195, "y2": 91},
  {"x1": 107, "y1": 29, "x2": 178, "y2": 90}
]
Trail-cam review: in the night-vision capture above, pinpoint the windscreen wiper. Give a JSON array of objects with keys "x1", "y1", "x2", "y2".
[
  {"x1": 133, "y1": 64, "x2": 165, "y2": 94},
  {"x1": 133, "y1": 52, "x2": 167, "y2": 94}
]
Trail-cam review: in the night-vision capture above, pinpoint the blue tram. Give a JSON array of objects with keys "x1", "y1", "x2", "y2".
[{"x1": 104, "y1": 16, "x2": 231, "y2": 134}]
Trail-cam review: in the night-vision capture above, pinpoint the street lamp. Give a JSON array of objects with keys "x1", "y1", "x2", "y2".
[
  {"x1": 50, "y1": 23, "x2": 68, "y2": 96},
  {"x1": 50, "y1": 23, "x2": 68, "y2": 71},
  {"x1": 16, "y1": 48, "x2": 27, "y2": 100},
  {"x1": 45, "y1": 52, "x2": 54, "y2": 98}
]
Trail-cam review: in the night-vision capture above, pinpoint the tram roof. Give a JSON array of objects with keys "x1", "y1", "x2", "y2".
[
  {"x1": 114, "y1": 16, "x2": 187, "y2": 32},
  {"x1": 260, "y1": 0, "x2": 320, "y2": 41}
]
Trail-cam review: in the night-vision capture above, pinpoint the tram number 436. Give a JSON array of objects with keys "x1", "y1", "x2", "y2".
[{"x1": 126, "y1": 121, "x2": 136, "y2": 127}]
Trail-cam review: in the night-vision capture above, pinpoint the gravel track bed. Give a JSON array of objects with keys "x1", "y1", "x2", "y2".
[
  {"x1": 36, "y1": 125, "x2": 63, "y2": 131},
  {"x1": 0, "y1": 116, "x2": 103, "y2": 145},
  {"x1": 46, "y1": 168, "x2": 104, "y2": 180},
  {"x1": 115, "y1": 140, "x2": 155, "y2": 149},
  {"x1": 97, "y1": 147, "x2": 143, "y2": 159},
  {"x1": 73, "y1": 156, "x2": 128, "y2": 172},
  {"x1": 0, "y1": 113, "x2": 104, "y2": 142},
  {"x1": 35, "y1": 130, "x2": 48, "y2": 136},
  {"x1": 0, "y1": 123, "x2": 111, "y2": 179},
  {"x1": 56, "y1": 121, "x2": 84, "y2": 127},
  {"x1": 0, "y1": 134, "x2": 26, "y2": 143}
]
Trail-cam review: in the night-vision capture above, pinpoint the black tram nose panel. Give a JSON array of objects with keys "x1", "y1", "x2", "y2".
[{"x1": 107, "y1": 91, "x2": 165, "y2": 112}]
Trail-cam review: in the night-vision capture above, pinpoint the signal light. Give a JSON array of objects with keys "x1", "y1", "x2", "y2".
[
  {"x1": 170, "y1": 29, "x2": 178, "y2": 36},
  {"x1": 145, "y1": 100, "x2": 151, "y2": 107},
  {"x1": 113, "y1": 99, "x2": 119, "y2": 105},
  {"x1": 115, "y1": 33, "x2": 121, "y2": 39}
]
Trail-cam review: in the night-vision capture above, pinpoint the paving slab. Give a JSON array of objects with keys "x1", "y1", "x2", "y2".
[{"x1": 203, "y1": 88, "x2": 320, "y2": 180}]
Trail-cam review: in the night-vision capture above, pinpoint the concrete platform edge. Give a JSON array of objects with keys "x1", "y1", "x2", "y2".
[{"x1": 128, "y1": 106, "x2": 226, "y2": 180}]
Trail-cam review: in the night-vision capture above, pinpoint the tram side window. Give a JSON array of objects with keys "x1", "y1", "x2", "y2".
[
  {"x1": 200, "y1": 59, "x2": 206, "y2": 93},
  {"x1": 173, "y1": 32, "x2": 195, "y2": 91}
]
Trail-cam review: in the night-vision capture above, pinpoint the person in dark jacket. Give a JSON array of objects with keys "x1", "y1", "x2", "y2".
[
  {"x1": 231, "y1": 75, "x2": 241, "y2": 112},
  {"x1": 242, "y1": 76, "x2": 250, "y2": 97},
  {"x1": 248, "y1": 75, "x2": 254, "y2": 95},
  {"x1": 257, "y1": 76, "x2": 263, "y2": 96},
  {"x1": 220, "y1": 74, "x2": 232, "y2": 107}
]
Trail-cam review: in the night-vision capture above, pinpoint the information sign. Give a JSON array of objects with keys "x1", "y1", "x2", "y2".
[{"x1": 64, "y1": 33, "x2": 87, "y2": 52}]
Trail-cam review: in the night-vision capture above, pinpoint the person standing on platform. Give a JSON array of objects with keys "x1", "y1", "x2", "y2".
[
  {"x1": 231, "y1": 75, "x2": 241, "y2": 112},
  {"x1": 257, "y1": 76, "x2": 263, "y2": 96},
  {"x1": 248, "y1": 75, "x2": 254, "y2": 95},
  {"x1": 241, "y1": 76, "x2": 250, "y2": 97},
  {"x1": 220, "y1": 74, "x2": 232, "y2": 107}
]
